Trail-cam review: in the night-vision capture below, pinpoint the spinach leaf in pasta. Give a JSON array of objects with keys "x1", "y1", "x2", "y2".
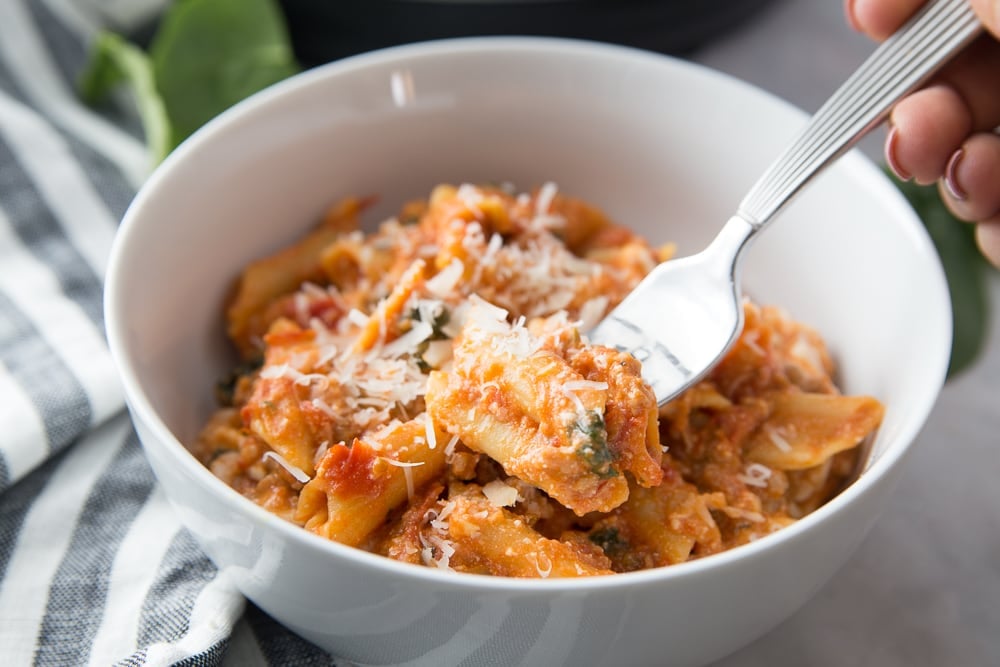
[{"x1": 572, "y1": 410, "x2": 616, "y2": 479}]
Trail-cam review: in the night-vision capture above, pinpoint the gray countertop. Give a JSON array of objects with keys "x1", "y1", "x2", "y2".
[{"x1": 693, "y1": 1, "x2": 1000, "y2": 665}]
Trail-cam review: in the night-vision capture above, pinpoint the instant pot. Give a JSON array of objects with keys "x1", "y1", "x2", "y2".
[{"x1": 280, "y1": 0, "x2": 779, "y2": 65}]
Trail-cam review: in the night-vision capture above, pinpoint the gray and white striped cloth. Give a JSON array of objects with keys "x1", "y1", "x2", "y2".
[{"x1": 0, "y1": 1, "x2": 340, "y2": 664}]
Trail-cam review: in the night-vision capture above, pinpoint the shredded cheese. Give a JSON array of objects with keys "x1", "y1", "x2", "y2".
[
  {"x1": 426, "y1": 258, "x2": 465, "y2": 297},
  {"x1": 420, "y1": 501, "x2": 458, "y2": 570},
  {"x1": 530, "y1": 551, "x2": 553, "y2": 578},
  {"x1": 695, "y1": 498, "x2": 716, "y2": 529},
  {"x1": 535, "y1": 181, "x2": 557, "y2": 216},
  {"x1": 293, "y1": 291, "x2": 309, "y2": 325},
  {"x1": 381, "y1": 321, "x2": 434, "y2": 358},
  {"x1": 791, "y1": 333, "x2": 824, "y2": 371},
  {"x1": 577, "y1": 296, "x2": 608, "y2": 331},
  {"x1": 737, "y1": 462, "x2": 773, "y2": 488},
  {"x1": 347, "y1": 308, "x2": 369, "y2": 327},
  {"x1": 378, "y1": 457, "x2": 425, "y2": 501},
  {"x1": 424, "y1": 412, "x2": 438, "y2": 450},
  {"x1": 262, "y1": 451, "x2": 310, "y2": 484},
  {"x1": 563, "y1": 380, "x2": 609, "y2": 392},
  {"x1": 743, "y1": 330, "x2": 765, "y2": 356},
  {"x1": 482, "y1": 480, "x2": 520, "y2": 507},
  {"x1": 422, "y1": 339, "x2": 453, "y2": 368},
  {"x1": 767, "y1": 426, "x2": 792, "y2": 453},
  {"x1": 444, "y1": 435, "x2": 460, "y2": 457}
]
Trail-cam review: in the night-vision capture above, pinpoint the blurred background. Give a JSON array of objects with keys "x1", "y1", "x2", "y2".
[{"x1": 278, "y1": 0, "x2": 779, "y2": 65}]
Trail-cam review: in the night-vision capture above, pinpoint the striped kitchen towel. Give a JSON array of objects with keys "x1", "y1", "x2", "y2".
[{"x1": 0, "y1": 1, "x2": 340, "y2": 664}]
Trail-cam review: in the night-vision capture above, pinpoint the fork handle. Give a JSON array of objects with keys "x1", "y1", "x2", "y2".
[{"x1": 737, "y1": 0, "x2": 982, "y2": 228}]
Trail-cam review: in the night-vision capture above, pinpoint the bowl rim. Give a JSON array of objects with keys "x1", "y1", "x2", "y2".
[{"x1": 105, "y1": 35, "x2": 952, "y2": 592}]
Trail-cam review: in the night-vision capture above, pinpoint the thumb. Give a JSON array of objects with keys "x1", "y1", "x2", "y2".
[{"x1": 970, "y1": 0, "x2": 1000, "y2": 40}]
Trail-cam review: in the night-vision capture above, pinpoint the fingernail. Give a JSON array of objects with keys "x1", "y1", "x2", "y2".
[
  {"x1": 885, "y1": 126, "x2": 912, "y2": 181},
  {"x1": 845, "y1": 0, "x2": 862, "y2": 32},
  {"x1": 944, "y1": 148, "x2": 967, "y2": 201}
]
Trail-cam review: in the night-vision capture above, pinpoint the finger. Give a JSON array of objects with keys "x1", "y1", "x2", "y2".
[
  {"x1": 975, "y1": 218, "x2": 1000, "y2": 270},
  {"x1": 970, "y1": 0, "x2": 1000, "y2": 42},
  {"x1": 849, "y1": 1, "x2": 1000, "y2": 130},
  {"x1": 939, "y1": 131, "x2": 1000, "y2": 221},
  {"x1": 930, "y1": 36, "x2": 1000, "y2": 132},
  {"x1": 885, "y1": 37, "x2": 1000, "y2": 184},
  {"x1": 847, "y1": 0, "x2": 925, "y2": 40},
  {"x1": 886, "y1": 85, "x2": 972, "y2": 183}
]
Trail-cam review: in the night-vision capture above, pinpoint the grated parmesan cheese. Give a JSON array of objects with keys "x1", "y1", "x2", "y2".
[
  {"x1": 577, "y1": 296, "x2": 609, "y2": 331},
  {"x1": 311, "y1": 397, "x2": 337, "y2": 418},
  {"x1": 420, "y1": 501, "x2": 458, "y2": 570},
  {"x1": 482, "y1": 480, "x2": 520, "y2": 507},
  {"x1": 466, "y1": 295, "x2": 509, "y2": 328},
  {"x1": 421, "y1": 339, "x2": 453, "y2": 368},
  {"x1": 484, "y1": 233, "x2": 503, "y2": 263},
  {"x1": 419, "y1": 533, "x2": 456, "y2": 571},
  {"x1": 429, "y1": 500, "x2": 455, "y2": 532},
  {"x1": 562, "y1": 388, "x2": 586, "y2": 414},
  {"x1": 378, "y1": 457, "x2": 425, "y2": 501},
  {"x1": 313, "y1": 441, "x2": 330, "y2": 467},
  {"x1": 381, "y1": 321, "x2": 434, "y2": 358},
  {"x1": 737, "y1": 462, "x2": 773, "y2": 488},
  {"x1": 530, "y1": 551, "x2": 553, "y2": 578},
  {"x1": 426, "y1": 258, "x2": 465, "y2": 297},
  {"x1": 456, "y1": 183, "x2": 484, "y2": 210},
  {"x1": 766, "y1": 426, "x2": 792, "y2": 453},
  {"x1": 791, "y1": 333, "x2": 824, "y2": 370},
  {"x1": 535, "y1": 181, "x2": 557, "y2": 217},
  {"x1": 743, "y1": 330, "x2": 765, "y2": 356},
  {"x1": 444, "y1": 434, "x2": 460, "y2": 457},
  {"x1": 293, "y1": 291, "x2": 309, "y2": 325},
  {"x1": 262, "y1": 451, "x2": 311, "y2": 484},
  {"x1": 424, "y1": 412, "x2": 438, "y2": 449},
  {"x1": 695, "y1": 499, "x2": 715, "y2": 529},
  {"x1": 347, "y1": 308, "x2": 369, "y2": 327},
  {"x1": 563, "y1": 380, "x2": 609, "y2": 392}
]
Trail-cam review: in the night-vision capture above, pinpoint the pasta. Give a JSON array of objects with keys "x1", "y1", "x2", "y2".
[{"x1": 192, "y1": 182, "x2": 884, "y2": 577}]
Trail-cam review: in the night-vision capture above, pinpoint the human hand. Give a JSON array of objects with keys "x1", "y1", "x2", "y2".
[{"x1": 846, "y1": 0, "x2": 1000, "y2": 268}]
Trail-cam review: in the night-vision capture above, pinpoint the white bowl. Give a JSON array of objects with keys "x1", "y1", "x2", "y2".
[{"x1": 105, "y1": 37, "x2": 951, "y2": 666}]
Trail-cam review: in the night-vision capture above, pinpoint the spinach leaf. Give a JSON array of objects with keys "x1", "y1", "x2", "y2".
[
  {"x1": 889, "y1": 172, "x2": 992, "y2": 378},
  {"x1": 588, "y1": 526, "x2": 629, "y2": 559},
  {"x1": 572, "y1": 410, "x2": 617, "y2": 479},
  {"x1": 80, "y1": 0, "x2": 299, "y2": 164},
  {"x1": 149, "y1": 0, "x2": 299, "y2": 147},
  {"x1": 79, "y1": 32, "x2": 172, "y2": 163}
]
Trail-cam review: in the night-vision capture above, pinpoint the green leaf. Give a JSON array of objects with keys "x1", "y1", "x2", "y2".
[
  {"x1": 149, "y1": 0, "x2": 299, "y2": 150},
  {"x1": 888, "y1": 172, "x2": 992, "y2": 378},
  {"x1": 78, "y1": 31, "x2": 172, "y2": 164},
  {"x1": 78, "y1": 0, "x2": 299, "y2": 163}
]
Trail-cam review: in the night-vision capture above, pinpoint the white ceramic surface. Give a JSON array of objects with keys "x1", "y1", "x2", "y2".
[{"x1": 104, "y1": 37, "x2": 951, "y2": 666}]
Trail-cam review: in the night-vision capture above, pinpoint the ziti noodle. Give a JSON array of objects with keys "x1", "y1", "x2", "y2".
[{"x1": 192, "y1": 182, "x2": 884, "y2": 577}]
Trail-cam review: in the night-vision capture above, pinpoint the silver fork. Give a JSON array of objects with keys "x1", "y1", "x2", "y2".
[{"x1": 587, "y1": 0, "x2": 982, "y2": 405}]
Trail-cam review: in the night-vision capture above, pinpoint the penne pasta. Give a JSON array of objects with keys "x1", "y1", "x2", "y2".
[
  {"x1": 745, "y1": 392, "x2": 885, "y2": 471},
  {"x1": 227, "y1": 197, "x2": 366, "y2": 357},
  {"x1": 190, "y1": 183, "x2": 885, "y2": 577},
  {"x1": 295, "y1": 419, "x2": 448, "y2": 546},
  {"x1": 431, "y1": 485, "x2": 614, "y2": 577}
]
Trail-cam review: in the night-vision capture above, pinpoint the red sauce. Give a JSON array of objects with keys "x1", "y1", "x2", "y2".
[{"x1": 318, "y1": 439, "x2": 388, "y2": 498}]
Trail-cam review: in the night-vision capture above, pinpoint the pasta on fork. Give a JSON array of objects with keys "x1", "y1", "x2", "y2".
[{"x1": 192, "y1": 182, "x2": 884, "y2": 577}]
